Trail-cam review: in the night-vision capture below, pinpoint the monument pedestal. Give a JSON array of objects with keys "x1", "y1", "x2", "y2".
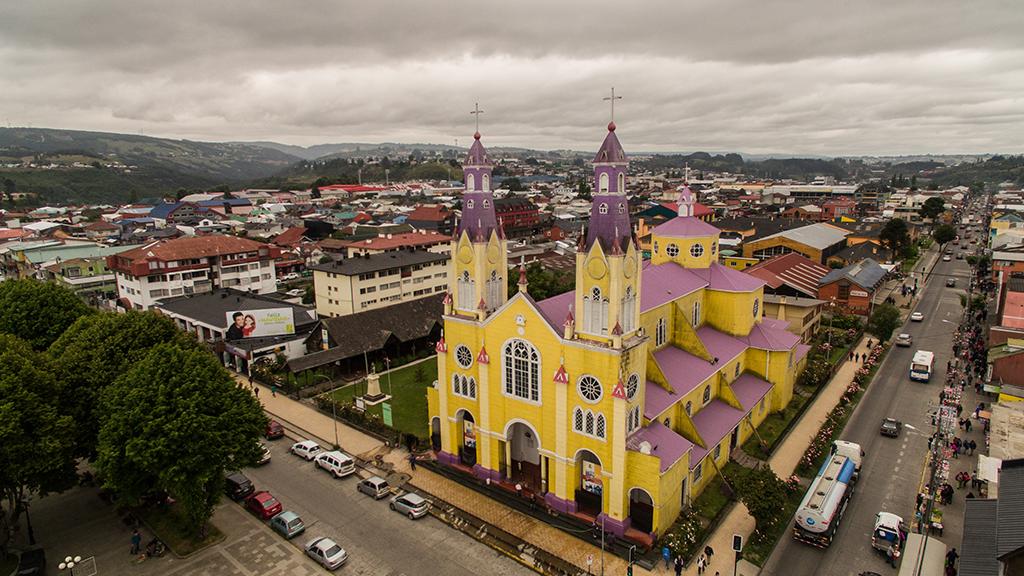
[{"x1": 362, "y1": 371, "x2": 391, "y2": 406}]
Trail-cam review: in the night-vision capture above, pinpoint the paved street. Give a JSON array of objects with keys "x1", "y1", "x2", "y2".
[
  {"x1": 243, "y1": 439, "x2": 535, "y2": 576},
  {"x1": 763, "y1": 248, "x2": 973, "y2": 574}
]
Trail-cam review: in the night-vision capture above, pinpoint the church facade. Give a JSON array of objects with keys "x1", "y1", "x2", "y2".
[{"x1": 426, "y1": 123, "x2": 811, "y2": 540}]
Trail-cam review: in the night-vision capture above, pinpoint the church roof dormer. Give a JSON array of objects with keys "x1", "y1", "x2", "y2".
[{"x1": 593, "y1": 122, "x2": 627, "y2": 165}]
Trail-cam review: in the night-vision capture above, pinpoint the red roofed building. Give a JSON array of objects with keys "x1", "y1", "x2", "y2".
[
  {"x1": 744, "y1": 253, "x2": 830, "y2": 298},
  {"x1": 272, "y1": 226, "x2": 308, "y2": 248},
  {"x1": 339, "y1": 230, "x2": 451, "y2": 257},
  {"x1": 107, "y1": 235, "x2": 281, "y2": 310},
  {"x1": 406, "y1": 205, "x2": 455, "y2": 235},
  {"x1": 318, "y1": 184, "x2": 386, "y2": 198}
]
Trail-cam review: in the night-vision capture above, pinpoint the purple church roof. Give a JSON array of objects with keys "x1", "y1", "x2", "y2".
[
  {"x1": 689, "y1": 400, "x2": 745, "y2": 467},
  {"x1": 705, "y1": 263, "x2": 765, "y2": 292},
  {"x1": 652, "y1": 346, "x2": 718, "y2": 399},
  {"x1": 743, "y1": 321, "x2": 800, "y2": 351},
  {"x1": 640, "y1": 261, "x2": 707, "y2": 312},
  {"x1": 730, "y1": 374, "x2": 773, "y2": 412},
  {"x1": 593, "y1": 123, "x2": 627, "y2": 164},
  {"x1": 457, "y1": 190, "x2": 500, "y2": 240},
  {"x1": 696, "y1": 326, "x2": 747, "y2": 365},
  {"x1": 585, "y1": 193, "x2": 633, "y2": 253},
  {"x1": 627, "y1": 420, "x2": 694, "y2": 473},
  {"x1": 465, "y1": 132, "x2": 490, "y2": 165},
  {"x1": 651, "y1": 216, "x2": 721, "y2": 238},
  {"x1": 644, "y1": 380, "x2": 679, "y2": 420}
]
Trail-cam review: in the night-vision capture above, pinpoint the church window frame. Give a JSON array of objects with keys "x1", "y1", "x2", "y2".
[
  {"x1": 666, "y1": 243, "x2": 680, "y2": 258},
  {"x1": 483, "y1": 174, "x2": 490, "y2": 191},
  {"x1": 502, "y1": 338, "x2": 541, "y2": 404},
  {"x1": 455, "y1": 345, "x2": 473, "y2": 369},
  {"x1": 622, "y1": 286, "x2": 636, "y2": 333},
  {"x1": 599, "y1": 203, "x2": 608, "y2": 215},
  {"x1": 685, "y1": 401, "x2": 692, "y2": 416},
  {"x1": 626, "y1": 373, "x2": 640, "y2": 401},
  {"x1": 702, "y1": 385, "x2": 712, "y2": 405},
  {"x1": 574, "y1": 407, "x2": 584, "y2": 432},
  {"x1": 653, "y1": 240, "x2": 659, "y2": 254},
  {"x1": 711, "y1": 241, "x2": 718, "y2": 255},
  {"x1": 467, "y1": 174, "x2": 475, "y2": 190},
  {"x1": 617, "y1": 202, "x2": 625, "y2": 215},
  {"x1": 483, "y1": 199, "x2": 490, "y2": 208},
  {"x1": 692, "y1": 300, "x2": 701, "y2": 327},
  {"x1": 713, "y1": 444, "x2": 721, "y2": 461},
  {"x1": 694, "y1": 459, "x2": 704, "y2": 482},
  {"x1": 627, "y1": 405, "x2": 641, "y2": 434},
  {"x1": 466, "y1": 199, "x2": 474, "y2": 210},
  {"x1": 595, "y1": 414, "x2": 607, "y2": 439},
  {"x1": 617, "y1": 173, "x2": 625, "y2": 193},
  {"x1": 585, "y1": 411, "x2": 595, "y2": 435},
  {"x1": 599, "y1": 172, "x2": 609, "y2": 193},
  {"x1": 734, "y1": 363, "x2": 741, "y2": 378},
  {"x1": 753, "y1": 298, "x2": 760, "y2": 318},
  {"x1": 577, "y1": 375, "x2": 603, "y2": 404},
  {"x1": 656, "y1": 317, "x2": 668, "y2": 347},
  {"x1": 690, "y1": 243, "x2": 704, "y2": 258}
]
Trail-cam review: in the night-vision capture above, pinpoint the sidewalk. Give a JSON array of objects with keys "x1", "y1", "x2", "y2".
[{"x1": 241, "y1": 375, "x2": 625, "y2": 575}]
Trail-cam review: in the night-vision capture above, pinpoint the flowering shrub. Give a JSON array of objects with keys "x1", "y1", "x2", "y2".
[{"x1": 662, "y1": 508, "x2": 704, "y2": 559}]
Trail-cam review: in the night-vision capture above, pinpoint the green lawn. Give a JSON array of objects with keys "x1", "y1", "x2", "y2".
[
  {"x1": 138, "y1": 505, "x2": 224, "y2": 557},
  {"x1": 327, "y1": 358, "x2": 437, "y2": 439},
  {"x1": 741, "y1": 386, "x2": 815, "y2": 458},
  {"x1": 692, "y1": 473, "x2": 731, "y2": 520}
]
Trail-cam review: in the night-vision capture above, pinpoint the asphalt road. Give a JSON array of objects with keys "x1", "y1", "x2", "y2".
[
  {"x1": 763, "y1": 247, "x2": 974, "y2": 575},
  {"x1": 240, "y1": 441, "x2": 535, "y2": 576}
]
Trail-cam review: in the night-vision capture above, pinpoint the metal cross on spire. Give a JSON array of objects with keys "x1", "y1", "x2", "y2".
[
  {"x1": 603, "y1": 87, "x2": 622, "y2": 123},
  {"x1": 470, "y1": 102, "x2": 484, "y2": 133}
]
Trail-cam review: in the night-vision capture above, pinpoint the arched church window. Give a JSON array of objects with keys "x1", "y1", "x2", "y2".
[
  {"x1": 600, "y1": 173, "x2": 609, "y2": 193},
  {"x1": 466, "y1": 199, "x2": 474, "y2": 209},
  {"x1": 503, "y1": 339, "x2": 540, "y2": 402},
  {"x1": 626, "y1": 373, "x2": 640, "y2": 401},
  {"x1": 483, "y1": 174, "x2": 490, "y2": 191},
  {"x1": 585, "y1": 411, "x2": 595, "y2": 435},
  {"x1": 577, "y1": 375, "x2": 603, "y2": 403},
  {"x1": 467, "y1": 174, "x2": 475, "y2": 190},
  {"x1": 599, "y1": 203, "x2": 608, "y2": 215},
  {"x1": 617, "y1": 203, "x2": 625, "y2": 215},
  {"x1": 617, "y1": 173, "x2": 625, "y2": 193},
  {"x1": 702, "y1": 385, "x2": 711, "y2": 405},
  {"x1": 595, "y1": 414, "x2": 606, "y2": 439}
]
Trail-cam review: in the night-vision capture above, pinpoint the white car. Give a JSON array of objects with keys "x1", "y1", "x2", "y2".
[
  {"x1": 285, "y1": 289, "x2": 303, "y2": 297},
  {"x1": 305, "y1": 536, "x2": 348, "y2": 570},
  {"x1": 942, "y1": 255, "x2": 951, "y2": 262},
  {"x1": 910, "y1": 312, "x2": 924, "y2": 322},
  {"x1": 281, "y1": 272, "x2": 300, "y2": 281},
  {"x1": 290, "y1": 440, "x2": 321, "y2": 461},
  {"x1": 315, "y1": 450, "x2": 356, "y2": 479}
]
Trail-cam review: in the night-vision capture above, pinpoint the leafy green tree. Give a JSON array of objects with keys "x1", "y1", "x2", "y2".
[
  {"x1": 727, "y1": 465, "x2": 792, "y2": 534},
  {"x1": 867, "y1": 303, "x2": 901, "y2": 342},
  {"x1": 0, "y1": 279, "x2": 93, "y2": 350},
  {"x1": 506, "y1": 262, "x2": 574, "y2": 300},
  {"x1": 48, "y1": 311, "x2": 188, "y2": 457},
  {"x1": 2, "y1": 178, "x2": 15, "y2": 205},
  {"x1": 919, "y1": 197, "x2": 946, "y2": 221},
  {"x1": 502, "y1": 177, "x2": 526, "y2": 191},
  {"x1": 0, "y1": 335, "x2": 77, "y2": 556},
  {"x1": 310, "y1": 185, "x2": 321, "y2": 199},
  {"x1": 97, "y1": 343, "x2": 266, "y2": 536},
  {"x1": 879, "y1": 218, "x2": 910, "y2": 261},
  {"x1": 577, "y1": 179, "x2": 592, "y2": 200},
  {"x1": 932, "y1": 224, "x2": 957, "y2": 249}
]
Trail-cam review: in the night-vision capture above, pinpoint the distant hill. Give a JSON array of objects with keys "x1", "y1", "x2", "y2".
[{"x1": 0, "y1": 127, "x2": 301, "y2": 204}]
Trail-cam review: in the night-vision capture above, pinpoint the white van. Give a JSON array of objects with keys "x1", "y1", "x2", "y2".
[{"x1": 315, "y1": 450, "x2": 356, "y2": 479}]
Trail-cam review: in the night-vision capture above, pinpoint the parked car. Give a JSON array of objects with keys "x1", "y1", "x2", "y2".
[
  {"x1": 315, "y1": 450, "x2": 356, "y2": 479},
  {"x1": 946, "y1": 278, "x2": 956, "y2": 287},
  {"x1": 357, "y1": 476, "x2": 391, "y2": 499},
  {"x1": 910, "y1": 312, "x2": 924, "y2": 322},
  {"x1": 389, "y1": 492, "x2": 430, "y2": 519},
  {"x1": 956, "y1": 252, "x2": 964, "y2": 259},
  {"x1": 305, "y1": 536, "x2": 349, "y2": 570},
  {"x1": 281, "y1": 272, "x2": 300, "y2": 281},
  {"x1": 942, "y1": 255, "x2": 951, "y2": 262},
  {"x1": 895, "y1": 333, "x2": 913, "y2": 347},
  {"x1": 285, "y1": 288, "x2": 303, "y2": 297},
  {"x1": 245, "y1": 491, "x2": 283, "y2": 520},
  {"x1": 880, "y1": 418, "x2": 903, "y2": 438},
  {"x1": 269, "y1": 511, "x2": 306, "y2": 539},
  {"x1": 265, "y1": 420, "x2": 285, "y2": 440},
  {"x1": 290, "y1": 440, "x2": 321, "y2": 461},
  {"x1": 257, "y1": 442, "x2": 272, "y2": 465},
  {"x1": 225, "y1": 472, "x2": 255, "y2": 501}
]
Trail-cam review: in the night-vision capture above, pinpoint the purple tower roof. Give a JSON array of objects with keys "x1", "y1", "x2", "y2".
[
  {"x1": 457, "y1": 132, "x2": 500, "y2": 241},
  {"x1": 585, "y1": 123, "x2": 633, "y2": 253}
]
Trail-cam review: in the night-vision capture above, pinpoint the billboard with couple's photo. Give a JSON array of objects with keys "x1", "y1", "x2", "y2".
[{"x1": 225, "y1": 308, "x2": 296, "y2": 340}]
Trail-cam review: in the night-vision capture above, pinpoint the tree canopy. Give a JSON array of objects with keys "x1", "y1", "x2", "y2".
[
  {"x1": 502, "y1": 177, "x2": 526, "y2": 191},
  {"x1": 0, "y1": 278, "x2": 93, "y2": 350},
  {"x1": 507, "y1": 262, "x2": 574, "y2": 300},
  {"x1": 0, "y1": 334, "x2": 77, "y2": 556},
  {"x1": 918, "y1": 197, "x2": 946, "y2": 220},
  {"x1": 879, "y1": 218, "x2": 910, "y2": 261},
  {"x1": 48, "y1": 311, "x2": 189, "y2": 457},
  {"x1": 97, "y1": 342, "x2": 266, "y2": 535},
  {"x1": 932, "y1": 224, "x2": 957, "y2": 247},
  {"x1": 867, "y1": 303, "x2": 901, "y2": 342}
]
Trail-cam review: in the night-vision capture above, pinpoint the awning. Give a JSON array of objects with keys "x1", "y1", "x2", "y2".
[{"x1": 978, "y1": 454, "x2": 1001, "y2": 484}]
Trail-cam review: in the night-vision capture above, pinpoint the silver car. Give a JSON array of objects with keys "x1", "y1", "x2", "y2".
[
  {"x1": 895, "y1": 333, "x2": 912, "y2": 347},
  {"x1": 389, "y1": 492, "x2": 430, "y2": 519},
  {"x1": 305, "y1": 536, "x2": 348, "y2": 570}
]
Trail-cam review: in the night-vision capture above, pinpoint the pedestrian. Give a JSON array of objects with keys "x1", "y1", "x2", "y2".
[
  {"x1": 130, "y1": 529, "x2": 142, "y2": 555},
  {"x1": 408, "y1": 453, "x2": 417, "y2": 471},
  {"x1": 271, "y1": 384, "x2": 277, "y2": 398},
  {"x1": 850, "y1": 351, "x2": 854, "y2": 361},
  {"x1": 971, "y1": 470, "x2": 980, "y2": 489},
  {"x1": 965, "y1": 419, "x2": 972, "y2": 433},
  {"x1": 946, "y1": 548, "x2": 959, "y2": 567},
  {"x1": 662, "y1": 546, "x2": 671, "y2": 569},
  {"x1": 254, "y1": 386, "x2": 260, "y2": 399},
  {"x1": 855, "y1": 353, "x2": 860, "y2": 363},
  {"x1": 970, "y1": 439, "x2": 977, "y2": 454},
  {"x1": 867, "y1": 339, "x2": 873, "y2": 349},
  {"x1": 704, "y1": 544, "x2": 714, "y2": 560},
  {"x1": 697, "y1": 552, "x2": 706, "y2": 574},
  {"x1": 674, "y1": 554, "x2": 684, "y2": 576},
  {"x1": 957, "y1": 404, "x2": 963, "y2": 417}
]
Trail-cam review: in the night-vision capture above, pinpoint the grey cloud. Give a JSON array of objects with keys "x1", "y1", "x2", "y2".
[{"x1": 0, "y1": 1, "x2": 1021, "y2": 155}]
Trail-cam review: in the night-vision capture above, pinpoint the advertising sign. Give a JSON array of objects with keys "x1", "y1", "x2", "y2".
[
  {"x1": 225, "y1": 307, "x2": 296, "y2": 339},
  {"x1": 851, "y1": 290, "x2": 869, "y2": 297},
  {"x1": 382, "y1": 402, "x2": 393, "y2": 427},
  {"x1": 582, "y1": 461, "x2": 603, "y2": 496},
  {"x1": 463, "y1": 420, "x2": 476, "y2": 449}
]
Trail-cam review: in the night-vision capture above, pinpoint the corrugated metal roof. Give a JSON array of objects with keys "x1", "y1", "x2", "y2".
[
  {"x1": 960, "y1": 499, "x2": 1000, "y2": 576},
  {"x1": 819, "y1": 258, "x2": 887, "y2": 289},
  {"x1": 756, "y1": 222, "x2": 849, "y2": 250},
  {"x1": 997, "y1": 459, "x2": 1024, "y2": 559}
]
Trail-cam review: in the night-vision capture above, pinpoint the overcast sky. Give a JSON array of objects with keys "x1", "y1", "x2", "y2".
[{"x1": 2, "y1": 1, "x2": 1022, "y2": 156}]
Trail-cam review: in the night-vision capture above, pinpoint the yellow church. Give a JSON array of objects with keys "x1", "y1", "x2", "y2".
[{"x1": 426, "y1": 122, "x2": 810, "y2": 542}]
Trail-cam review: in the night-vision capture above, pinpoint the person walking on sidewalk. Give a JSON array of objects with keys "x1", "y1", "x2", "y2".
[
  {"x1": 130, "y1": 529, "x2": 142, "y2": 555},
  {"x1": 408, "y1": 453, "x2": 417, "y2": 471},
  {"x1": 704, "y1": 544, "x2": 715, "y2": 560},
  {"x1": 271, "y1": 384, "x2": 277, "y2": 398},
  {"x1": 673, "y1": 554, "x2": 683, "y2": 576}
]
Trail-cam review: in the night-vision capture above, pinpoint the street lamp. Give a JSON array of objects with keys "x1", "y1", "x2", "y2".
[{"x1": 313, "y1": 373, "x2": 338, "y2": 449}]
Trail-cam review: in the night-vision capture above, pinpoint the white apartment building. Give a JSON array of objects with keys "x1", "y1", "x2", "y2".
[
  {"x1": 312, "y1": 249, "x2": 449, "y2": 317},
  {"x1": 107, "y1": 235, "x2": 279, "y2": 310}
]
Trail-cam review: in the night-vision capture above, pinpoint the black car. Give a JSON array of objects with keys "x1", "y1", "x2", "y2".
[
  {"x1": 225, "y1": 472, "x2": 255, "y2": 501},
  {"x1": 16, "y1": 548, "x2": 46, "y2": 575},
  {"x1": 880, "y1": 418, "x2": 902, "y2": 438},
  {"x1": 946, "y1": 278, "x2": 956, "y2": 287}
]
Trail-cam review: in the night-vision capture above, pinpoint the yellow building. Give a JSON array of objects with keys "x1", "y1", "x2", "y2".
[{"x1": 427, "y1": 124, "x2": 810, "y2": 543}]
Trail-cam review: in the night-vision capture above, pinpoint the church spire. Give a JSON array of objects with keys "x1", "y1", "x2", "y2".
[
  {"x1": 457, "y1": 112, "x2": 500, "y2": 241},
  {"x1": 584, "y1": 119, "x2": 632, "y2": 252}
]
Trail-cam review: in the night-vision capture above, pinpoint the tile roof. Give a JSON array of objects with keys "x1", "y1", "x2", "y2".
[
  {"x1": 745, "y1": 253, "x2": 830, "y2": 297},
  {"x1": 407, "y1": 205, "x2": 451, "y2": 222},
  {"x1": 272, "y1": 226, "x2": 308, "y2": 247},
  {"x1": 626, "y1": 420, "x2": 694, "y2": 473},
  {"x1": 659, "y1": 201, "x2": 713, "y2": 218},
  {"x1": 340, "y1": 231, "x2": 451, "y2": 250},
  {"x1": 689, "y1": 400, "x2": 745, "y2": 467},
  {"x1": 0, "y1": 228, "x2": 28, "y2": 240},
  {"x1": 730, "y1": 374, "x2": 773, "y2": 412},
  {"x1": 116, "y1": 235, "x2": 270, "y2": 263},
  {"x1": 1001, "y1": 292, "x2": 1024, "y2": 329}
]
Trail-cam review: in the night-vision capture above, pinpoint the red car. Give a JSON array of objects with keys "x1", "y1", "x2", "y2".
[
  {"x1": 265, "y1": 420, "x2": 285, "y2": 440},
  {"x1": 245, "y1": 491, "x2": 283, "y2": 520}
]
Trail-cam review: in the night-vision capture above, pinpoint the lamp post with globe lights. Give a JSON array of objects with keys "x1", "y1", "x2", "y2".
[{"x1": 59, "y1": 555, "x2": 82, "y2": 574}]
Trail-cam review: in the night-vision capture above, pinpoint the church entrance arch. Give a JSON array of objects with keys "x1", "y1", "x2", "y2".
[
  {"x1": 430, "y1": 417, "x2": 441, "y2": 451},
  {"x1": 456, "y1": 410, "x2": 477, "y2": 466},
  {"x1": 574, "y1": 449, "x2": 603, "y2": 517},
  {"x1": 628, "y1": 488, "x2": 654, "y2": 534},
  {"x1": 505, "y1": 421, "x2": 541, "y2": 492}
]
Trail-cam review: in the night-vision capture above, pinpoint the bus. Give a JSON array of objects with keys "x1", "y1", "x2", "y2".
[{"x1": 910, "y1": 350, "x2": 934, "y2": 382}]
